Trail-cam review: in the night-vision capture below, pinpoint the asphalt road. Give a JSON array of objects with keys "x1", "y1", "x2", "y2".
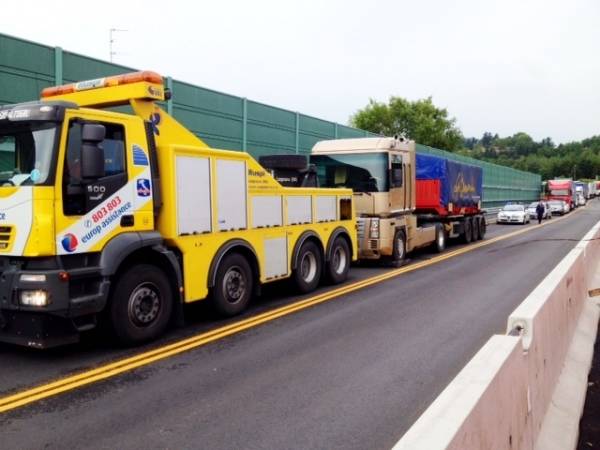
[{"x1": 1, "y1": 203, "x2": 599, "y2": 450}]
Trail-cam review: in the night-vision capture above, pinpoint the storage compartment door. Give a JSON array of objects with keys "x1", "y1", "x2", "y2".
[
  {"x1": 176, "y1": 156, "x2": 211, "y2": 235},
  {"x1": 287, "y1": 196, "x2": 312, "y2": 225},
  {"x1": 252, "y1": 196, "x2": 283, "y2": 228},
  {"x1": 217, "y1": 159, "x2": 247, "y2": 231},
  {"x1": 263, "y1": 236, "x2": 288, "y2": 279},
  {"x1": 316, "y1": 196, "x2": 337, "y2": 222}
]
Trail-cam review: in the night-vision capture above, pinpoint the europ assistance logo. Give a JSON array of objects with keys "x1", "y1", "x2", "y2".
[{"x1": 61, "y1": 233, "x2": 78, "y2": 253}]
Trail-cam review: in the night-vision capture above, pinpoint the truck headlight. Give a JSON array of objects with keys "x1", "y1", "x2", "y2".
[
  {"x1": 20, "y1": 274, "x2": 47, "y2": 282},
  {"x1": 20, "y1": 290, "x2": 50, "y2": 306},
  {"x1": 369, "y1": 219, "x2": 380, "y2": 238}
]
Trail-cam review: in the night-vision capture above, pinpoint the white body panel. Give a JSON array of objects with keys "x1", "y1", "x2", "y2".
[
  {"x1": 263, "y1": 236, "x2": 288, "y2": 279},
  {"x1": 316, "y1": 196, "x2": 337, "y2": 222},
  {"x1": 286, "y1": 196, "x2": 312, "y2": 225},
  {"x1": 216, "y1": 159, "x2": 247, "y2": 231},
  {"x1": 176, "y1": 156, "x2": 211, "y2": 235},
  {"x1": 252, "y1": 196, "x2": 282, "y2": 228}
]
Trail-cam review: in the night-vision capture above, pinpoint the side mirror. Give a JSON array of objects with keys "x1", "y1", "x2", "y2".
[
  {"x1": 80, "y1": 123, "x2": 105, "y2": 179},
  {"x1": 390, "y1": 163, "x2": 403, "y2": 188}
]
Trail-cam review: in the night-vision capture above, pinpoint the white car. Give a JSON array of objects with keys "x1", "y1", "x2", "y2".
[{"x1": 497, "y1": 204, "x2": 530, "y2": 224}]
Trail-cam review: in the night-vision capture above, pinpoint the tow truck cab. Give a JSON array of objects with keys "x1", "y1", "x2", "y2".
[{"x1": 0, "y1": 80, "x2": 163, "y2": 347}]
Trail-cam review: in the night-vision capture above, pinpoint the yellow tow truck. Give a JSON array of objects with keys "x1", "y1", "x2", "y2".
[{"x1": 0, "y1": 71, "x2": 356, "y2": 348}]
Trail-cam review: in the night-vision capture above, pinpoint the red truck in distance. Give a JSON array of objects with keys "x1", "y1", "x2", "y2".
[{"x1": 546, "y1": 179, "x2": 576, "y2": 209}]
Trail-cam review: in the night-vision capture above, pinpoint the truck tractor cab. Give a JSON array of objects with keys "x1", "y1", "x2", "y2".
[
  {"x1": 310, "y1": 137, "x2": 415, "y2": 216},
  {"x1": 310, "y1": 137, "x2": 432, "y2": 263}
]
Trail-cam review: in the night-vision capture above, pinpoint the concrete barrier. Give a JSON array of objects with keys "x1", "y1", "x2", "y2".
[{"x1": 395, "y1": 219, "x2": 600, "y2": 450}]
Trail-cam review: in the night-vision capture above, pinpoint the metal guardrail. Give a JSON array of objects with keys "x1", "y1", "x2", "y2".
[
  {"x1": 483, "y1": 207, "x2": 502, "y2": 224},
  {"x1": 484, "y1": 207, "x2": 502, "y2": 217}
]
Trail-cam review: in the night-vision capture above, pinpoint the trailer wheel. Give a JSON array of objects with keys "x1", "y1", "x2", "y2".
[
  {"x1": 294, "y1": 241, "x2": 322, "y2": 293},
  {"x1": 434, "y1": 224, "x2": 446, "y2": 253},
  {"x1": 473, "y1": 217, "x2": 481, "y2": 241},
  {"x1": 462, "y1": 218, "x2": 472, "y2": 244},
  {"x1": 110, "y1": 264, "x2": 173, "y2": 345},
  {"x1": 212, "y1": 253, "x2": 253, "y2": 316},
  {"x1": 471, "y1": 217, "x2": 480, "y2": 241},
  {"x1": 479, "y1": 216, "x2": 487, "y2": 239},
  {"x1": 326, "y1": 236, "x2": 350, "y2": 284},
  {"x1": 392, "y1": 230, "x2": 407, "y2": 266}
]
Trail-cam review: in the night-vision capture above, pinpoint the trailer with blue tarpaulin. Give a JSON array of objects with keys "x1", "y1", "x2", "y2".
[{"x1": 415, "y1": 153, "x2": 483, "y2": 217}]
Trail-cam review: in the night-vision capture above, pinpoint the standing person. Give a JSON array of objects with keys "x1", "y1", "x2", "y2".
[{"x1": 536, "y1": 201, "x2": 545, "y2": 224}]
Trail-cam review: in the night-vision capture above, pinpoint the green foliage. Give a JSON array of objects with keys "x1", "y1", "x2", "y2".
[
  {"x1": 351, "y1": 95, "x2": 599, "y2": 180},
  {"x1": 350, "y1": 97, "x2": 463, "y2": 151},
  {"x1": 462, "y1": 132, "x2": 600, "y2": 180}
]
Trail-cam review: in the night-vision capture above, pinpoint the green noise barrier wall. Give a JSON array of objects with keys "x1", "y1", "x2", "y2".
[{"x1": 0, "y1": 32, "x2": 540, "y2": 207}]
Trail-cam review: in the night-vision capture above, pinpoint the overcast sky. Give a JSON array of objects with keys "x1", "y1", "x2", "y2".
[{"x1": 1, "y1": 0, "x2": 599, "y2": 144}]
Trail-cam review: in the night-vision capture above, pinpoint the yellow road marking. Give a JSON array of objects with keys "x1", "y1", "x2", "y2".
[{"x1": 0, "y1": 208, "x2": 584, "y2": 413}]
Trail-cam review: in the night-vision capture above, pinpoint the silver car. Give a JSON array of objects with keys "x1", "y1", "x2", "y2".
[
  {"x1": 526, "y1": 202, "x2": 552, "y2": 220},
  {"x1": 548, "y1": 200, "x2": 567, "y2": 215}
]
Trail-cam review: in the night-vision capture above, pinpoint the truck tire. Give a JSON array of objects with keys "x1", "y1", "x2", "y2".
[
  {"x1": 258, "y1": 155, "x2": 307, "y2": 170},
  {"x1": 294, "y1": 240, "x2": 322, "y2": 293},
  {"x1": 479, "y1": 216, "x2": 487, "y2": 239},
  {"x1": 472, "y1": 217, "x2": 481, "y2": 241},
  {"x1": 392, "y1": 230, "x2": 407, "y2": 266},
  {"x1": 473, "y1": 217, "x2": 481, "y2": 241},
  {"x1": 212, "y1": 252, "x2": 253, "y2": 316},
  {"x1": 462, "y1": 218, "x2": 472, "y2": 244},
  {"x1": 326, "y1": 236, "x2": 351, "y2": 284},
  {"x1": 434, "y1": 224, "x2": 446, "y2": 253},
  {"x1": 109, "y1": 264, "x2": 173, "y2": 345}
]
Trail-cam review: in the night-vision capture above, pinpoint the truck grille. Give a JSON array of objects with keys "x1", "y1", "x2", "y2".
[
  {"x1": 357, "y1": 218, "x2": 366, "y2": 238},
  {"x1": 0, "y1": 226, "x2": 14, "y2": 250}
]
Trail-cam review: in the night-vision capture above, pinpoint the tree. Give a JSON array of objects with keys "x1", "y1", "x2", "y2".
[
  {"x1": 350, "y1": 96, "x2": 464, "y2": 151},
  {"x1": 480, "y1": 132, "x2": 495, "y2": 149}
]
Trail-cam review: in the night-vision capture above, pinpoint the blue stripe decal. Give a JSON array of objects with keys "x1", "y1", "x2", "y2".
[{"x1": 132, "y1": 144, "x2": 149, "y2": 166}]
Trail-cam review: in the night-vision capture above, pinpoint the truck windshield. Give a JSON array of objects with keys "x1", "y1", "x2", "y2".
[
  {"x1": 550, "y1": 189, "x2": 569, "y2": 196},
  {"x1": 0, "y1": 122, "x2": 57, "y2": 186},
  {"x1": 311, "y1": 152, "x2": 388, "y2": 192}
]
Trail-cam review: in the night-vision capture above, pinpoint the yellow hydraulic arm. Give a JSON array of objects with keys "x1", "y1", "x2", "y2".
[{"x1": 41, "y1": 71, "x2": 209, "y2": 149}]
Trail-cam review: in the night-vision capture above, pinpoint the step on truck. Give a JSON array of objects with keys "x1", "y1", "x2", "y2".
[
  {"x1": 0, "y1": 71, "x2": 356, "y2": 348},
  {"x1": 310, "y1": 137, "x2": 485, "y2": 265}
]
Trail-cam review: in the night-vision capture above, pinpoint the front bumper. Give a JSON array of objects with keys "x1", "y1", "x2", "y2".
[
  {"x1": 358, "y1": 236, "x2": 393, "y2": 259},
  {"x1": 0, "y1": 259, "x2": 110, "y2": 348},
  {"x1": 498, "y1": 216, "x2": 525, "y2": 223}
]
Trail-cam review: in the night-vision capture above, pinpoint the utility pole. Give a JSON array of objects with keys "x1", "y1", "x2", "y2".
[{"x1": 109, "y1": 28, "x2": 128, "y2": 62}]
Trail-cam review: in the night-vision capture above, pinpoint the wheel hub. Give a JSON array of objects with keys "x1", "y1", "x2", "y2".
[
  {"x1": 300, "y1": 253, "x2": 317, "y2": 282},
  {"x1": 396, "y1": 238, "x2": 404, "y2": 258},
  {"x1": 223, "y1": 267, "x2": 246, "y2": 303},
  {"x1": 128, "y1": 283, "x2": 161, "y2": 326},
  {"x1": 332, "y1": 247, "x2": 347, "y2": 275}
]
